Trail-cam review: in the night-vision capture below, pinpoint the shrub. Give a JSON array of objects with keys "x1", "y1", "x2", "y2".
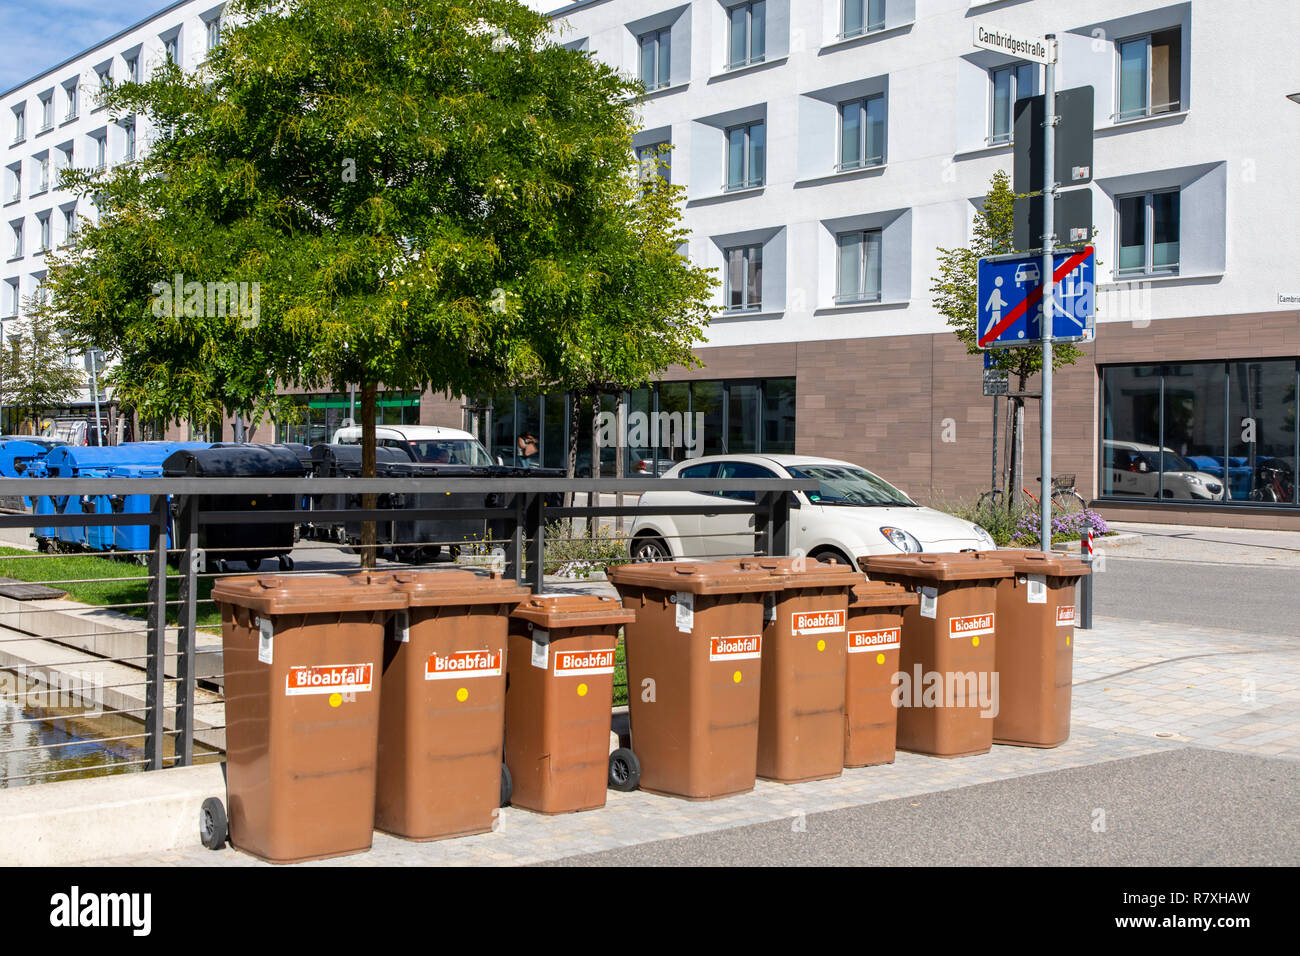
[{"x1": 542, "y1": 520, "x2": 631, "y2": 578}]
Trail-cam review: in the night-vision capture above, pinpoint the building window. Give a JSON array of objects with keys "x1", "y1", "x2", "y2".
[
  {"x1": 164, "y1": 34, "x2": 180, "y2": 66},
  {"x1": 1117, "y1": 29, "x2": 1181, "y2": 121},
  {"x1": 838, "y1": 94, "x2": 885, "y2": 169},
  {"x1": 63, "y1": 84, "x2": 78, "y2": 122},
  {"x1": 727, "y1": 1, "x2": 766, "y2": 69},
  {"x1": 37, "y1": 214, "x2": 50, "y2": 253},
  {"x1": 989, "y1": 62, "x2": 1036, "y2": 145},
  {"x1": 63, "y1": 207, "x2": 76, "y2": 242},
  {"x1": 639, "y1": 28, "x2": 671, "y2": 91},
  {"x1": 3, "y1": 279, "x2": 18, "y2": 317},
  {"x1": 1102, "y1": 361, "x2": 1299, "y2": 507},
  {"x1": 841, "y1": 0, "x2": 885, "y2": 39},
  {"x1": 725, "y1": 120, "x2": 765, "y2": 190},
  {"x1": 835, "y1": 229, "x2": 882, "y2": 303},
  {"x1": 38, "y1": 156, "x2": 49, "y2": 193},
  {"x1": 125, "y1": 56, "x2": 139, "y2": 82},
  {"x1": 124, "y1": 121, "x2": 136, "y2": 161},
  {"x1": 724, "y1": 244, "x2": 762, "y2": 312},
  {"x1": 11, "y1": 107, "x2": 24, "y2": 144},
  {"x1": 39, "y1": 95, "x2": 53, "y2": 132},
  {"x1": 636, "y1": 142, "x2": 670, "y2": 184},
  {"x1": 11, "y1": 222, "x2": 22, "y2": 259},
  {"x1": 94, "y1": 135, "x2": 107, "y2": 171},
  {"x1": 7, "y1": 166, "x2": 19, "y2": 203},
  {"x1": 1116, "y1": 189, "x2": 1179, "y2": 278},
  {"x1": 206, "y1": 18, "x2": 222, "y2": 52},
  {"x1": 275, "y1": 392, "x2": 421, "y2": 445}
]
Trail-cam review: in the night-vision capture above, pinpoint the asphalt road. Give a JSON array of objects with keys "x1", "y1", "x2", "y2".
[
  {"x1": 547, "y1": 748, "x2": 1300, "y2": 867},
  {"x1": 1093, "y1": 556, "x2": 1300, "y2": 635}
]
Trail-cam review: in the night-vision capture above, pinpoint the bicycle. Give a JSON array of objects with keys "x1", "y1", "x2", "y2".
[{"x1": 978, "y1": 474, "x2": 1086, "y2": 514}]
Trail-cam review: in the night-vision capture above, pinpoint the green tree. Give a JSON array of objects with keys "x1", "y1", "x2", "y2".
[
  {"x1": 930, "y1": 168, "x2": 1085, "y2": 505},
  {"x1": 0, "y1": 315, "x2": 86, "y2": 434},
  {"x1": 39, "y1": 0, "x2": 714, "y2": 565}
]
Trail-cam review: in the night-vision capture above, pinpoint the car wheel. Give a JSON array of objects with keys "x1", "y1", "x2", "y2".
[{"x1": 631, "y1": 536, "x2": 671, "y2": 562}]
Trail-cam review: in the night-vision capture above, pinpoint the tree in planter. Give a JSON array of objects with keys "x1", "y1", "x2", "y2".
[
  {"x1": 930, "y1": 168, "x2": 1085, "y2": 507},
  {"x1": 40, "y1": 0, "x2": 709, "y2": 567},
  {"x1": 0, "y1": 314, "x2": 86, "y2": 434}
]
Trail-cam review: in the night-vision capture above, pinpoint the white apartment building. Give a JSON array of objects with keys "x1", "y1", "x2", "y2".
[{"x1": 508, "y1": 0, "x2": 1300, "y2": 527}]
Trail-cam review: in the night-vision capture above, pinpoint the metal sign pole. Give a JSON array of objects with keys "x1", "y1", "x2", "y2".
[{"x1": 1040, "y1": 36, "x2": 1057, "y2": 552}]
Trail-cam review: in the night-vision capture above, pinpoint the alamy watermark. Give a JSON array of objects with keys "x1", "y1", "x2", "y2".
[
  {"x1": 595, "y1": 410, "x2": 707, "y2": 459},
  {"x1": 0, "y1": 666, "x2": 104, "y2": 717},
  {"x1": 150, "y1": 273, "x2": 260, "y2": 328}
]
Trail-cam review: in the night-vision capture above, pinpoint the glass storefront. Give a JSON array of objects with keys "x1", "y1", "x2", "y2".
[
  {"x1": 1101, "y1": 360, "x2": 1298, "y2": 506},
  {"x1": 471, "y1": 377, "x2": 796, "y2": 475},
  {"x1": 275, "y1": 392, "x2": 421, "y2": 446}
]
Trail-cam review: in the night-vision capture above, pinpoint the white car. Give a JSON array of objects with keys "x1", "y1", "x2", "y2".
[
  {"x1": 628, "y1": 454, "x2": 996, "y2": 564},
  {"x1": 1103, "y1": 439, "x2": 1227, "y2": 500},
  {"x1": 331, "y1": 424, "x2": 496, "y2": 466}
]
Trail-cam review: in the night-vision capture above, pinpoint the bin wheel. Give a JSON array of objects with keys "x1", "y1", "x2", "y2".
[
  {"x1": 500, "y1": 762, "x2": 512, "y2": 808},
  {"x1": 608, "y1": 748, "x2": 641, "y2": 792},
  {"x1": 199, "y1": 797, "x2": 228, "y2": 850},
  {"x1": 278, "y1": 554, "x2": 294, "y2": 572},
  {"x1": 245, "y1": 557, "x2": 262, "y2": 572}
]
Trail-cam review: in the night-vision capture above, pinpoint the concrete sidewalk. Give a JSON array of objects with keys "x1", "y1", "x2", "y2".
[{"x1": 79, "y1": 613, "x2": 1300, "y2": 867}]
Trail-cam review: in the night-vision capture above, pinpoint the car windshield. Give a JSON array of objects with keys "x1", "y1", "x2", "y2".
[
  {"x1": 408, "y1": 440, "x2": 494, "y2": 466},
  {"x1": 1145, "y1": 451, "x2": 1197, "y2": 473},
  {"x1": 788, "y1": 465, "x2": 916, "y2": 507}
]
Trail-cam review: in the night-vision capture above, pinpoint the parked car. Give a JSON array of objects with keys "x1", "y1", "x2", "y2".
[
  {"x1": 627, "y1": 454, "x2": 996, "y2": 563},
  {"x1": 331, "y1": 424, "x2": 496, "y2": 466},
  {"x1": 1103, "y1": 439, "x2": 1227, "y2": 500}
]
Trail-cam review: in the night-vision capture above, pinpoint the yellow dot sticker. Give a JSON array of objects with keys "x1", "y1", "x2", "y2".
[
  {"x1": 1066, "y1": 636, "x2": 1071, "y2": 646},
  {"x1": 577, "y1": 683, "x2": 588, "y2": 697},
  {"x1": 733, "y1": 671, "x2": 742, "y2": 684},
  {"x1": 328, "y1": 693, "x2": 342, "y2": 708},
  {"x1": 456, "y1": 688, "x2": 469, "y2": 702},
  {"x1": 972, "y1": 636, "x2": 980, "y2": 647},
  {"x1": 876, "y1": 653, "x2": 885, "y2": 665},
  {"x1": 816, "y1": 639, "x2": 826, "y2": 652}
]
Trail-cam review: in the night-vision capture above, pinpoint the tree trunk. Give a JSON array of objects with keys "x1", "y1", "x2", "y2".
[
  {"x1": 360, "y1": 381, "x2": 378, "y2": 569},
  {"x1": 588, "y1": 386, "x2": 600, "y2": 539},
  {"x1": 565, "y1": 388, "x2": 579, "y2": 541}
]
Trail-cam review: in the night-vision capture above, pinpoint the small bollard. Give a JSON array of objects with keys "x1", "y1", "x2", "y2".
[{"x1": 1078, "y1": 516, "x2": 1094, "y2": 629}]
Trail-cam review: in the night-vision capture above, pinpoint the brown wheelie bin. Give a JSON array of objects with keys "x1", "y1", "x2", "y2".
[
  {"x1": 504, "y1": 594, "x2": 636, "y2": 814},
  {"x1": 844, "y1": 581, "x2": 919, "y2": 768},
  {"x1": 861, "y1": 554, "x2": 1011, "y2": 758},
  {"x1": 607, "y1": 560, "x2": 782, "y2": 800},
  {"x1": 965, "y1": 550, "x2": 1090, "y2": 748},
  {"x1": 211, "y1": 573, "x2": 406, "y2": 863},
  {"x1": 729, "y1": 557, "x2": 862, "y2": 783},
  {"x1": 364, "y1": 569, "x2": 530, "y2": 841}
]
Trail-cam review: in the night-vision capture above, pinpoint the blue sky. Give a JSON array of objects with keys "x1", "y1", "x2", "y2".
[{"x1": 1, "y1": 0, "x2": 168, "y2": 92}]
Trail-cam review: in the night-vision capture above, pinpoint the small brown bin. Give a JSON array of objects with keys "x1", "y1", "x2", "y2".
[
  {"x1": 966, "y1": 550, "x2": 1090, "y2": 748},
  {"x1": 726, "y1": 557, "x2": 862, "y2": 783},
  {"x1": 844, "y1": 581, "x2": 919, "y2": 768},
  {"x1": 504, "y1": 594, "x2": 636, "y2": 814},
  {"x1": 862, "y1": 554, "x2": 1011, "y2": 758},
  {"x1": 365, "y1": 569, "x2": 530, "y2": 841},
  {"x1": 211, "y1": 573, "x2": 405, "y2": 863},
  {"x1": 608, "y1": 560, "x2": 782, "y2": 800}
]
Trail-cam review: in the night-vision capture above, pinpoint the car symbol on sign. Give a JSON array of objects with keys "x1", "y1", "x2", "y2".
[{"x1": 1014, "y1": 263, "x2": 1040, "y2": 287}]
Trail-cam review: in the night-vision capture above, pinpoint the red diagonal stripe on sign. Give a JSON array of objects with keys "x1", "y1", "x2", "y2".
[{"x1": 979, "y1": 246, "x2": 1093, "y2": 348}]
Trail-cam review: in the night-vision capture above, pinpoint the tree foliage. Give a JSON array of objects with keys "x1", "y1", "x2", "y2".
[{"x1": 0, "y1": 315, "x2": 85, "y2": 433}]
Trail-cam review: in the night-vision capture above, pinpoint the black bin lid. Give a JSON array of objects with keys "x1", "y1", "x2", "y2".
[{"x1": 163, "y1": 444, "x2": 307, "y2": 478}]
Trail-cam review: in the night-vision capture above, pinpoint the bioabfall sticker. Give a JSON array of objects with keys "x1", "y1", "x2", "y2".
[
  {"x1": 257, "y1": 617, "x2": 273, "y2": 664},
  {"x1": 531, "y1": 628, "x2": 550, "y2": 669},
  {"x1": 1026, "y1": 574, "x2": 1047, "y2": 604},
  {"x1": 675, "y1": 591, "x2": 694, "y2": 633},
  {"x1": 919, "y1": 587, "x2": 938, "y2": 619}
]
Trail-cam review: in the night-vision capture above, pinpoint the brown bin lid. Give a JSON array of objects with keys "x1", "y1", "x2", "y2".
[
  {"x1": 862, "y1": 553, "x2": 1012, "y2": 582},
  {"x1": 210, "y1": 573, "x2": 407, "y2": 615},
  {"x1": 509, "y1": 593, "x2": 636, "y2": 629},
  {"x1": 849, "y1": 581, "x2": 921, "y2": 609},
  {"x1": 734, "y1": 556, "x2": 864, "y2": 589},
  {"x1": 354, "y1": 569, "x2": 532, "y2": 607},
  {"x1": 969, "y1": 549, "x2": 1091, "y2": 578},
  {"x1": 608, "y1": 560, "x2": 783, "y2": 595}
]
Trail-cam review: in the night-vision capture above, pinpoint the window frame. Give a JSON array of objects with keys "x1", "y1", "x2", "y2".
[
  {"x1": 836, "y1": 93, "x2": 885, "y2": 171},
  {"x1": 37, "y1": 214, "x2": 50, "y2": 253},
  {"x1": 988, "y1": 61, "x2": 1037, "y2": 146},
  {"x1": 123, "y1": 120, "x2": 137, "y2": 162},
  {"x1": 1115, "y1": 187, "x2": 1180, "y2": 279},
  {"x1": 12, "y1": 107, "x2": 24, "y2": 144},
  {"x1": 723, "y1": 243, "x2": 763, "y2": 313},
  {"x1": 635, "y1": 141, "x2": 671, "y2": 184},
  {"x1": 834, "y1": 228, "x2": 883, "y2": 304},
  {"x1": 725, "y1": 1, "x2": 767, "y2": 71},
  {"x1": 840, "y1": 0, "x2": 886, "y2": 40},
  {"x1": 39, "y1": 95, "x2": 54, "y2": 132},
  {"x1": 63, "y1": 83, "x2": 78, "y2": 122},
  {"x1": 206, "y1": 17, "x2": 222, "y2": 52},
  {"x1": 723, "y1": 119, "x2": 765, "y2": 191},
  {"x1": 1115, "y1": 28, "x2": 1182, "y2": 123},
  {"x1": 638, "y1": 27, "x2": 672, "y2": 91}
]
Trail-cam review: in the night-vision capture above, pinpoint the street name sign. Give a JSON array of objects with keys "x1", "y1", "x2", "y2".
[{"x1": 972, "y1": 24, "x2": 1056, "y2": 65}]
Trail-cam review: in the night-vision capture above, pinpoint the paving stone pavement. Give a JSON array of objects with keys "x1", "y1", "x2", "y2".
[{"x1": 85, "y1": 614, "x2": 1299, "y2": 867}]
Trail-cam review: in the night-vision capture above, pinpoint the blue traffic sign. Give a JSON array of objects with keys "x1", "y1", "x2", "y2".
[{"x1": 977, "y1": 246, "x2": 1095, "y2": 348}]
